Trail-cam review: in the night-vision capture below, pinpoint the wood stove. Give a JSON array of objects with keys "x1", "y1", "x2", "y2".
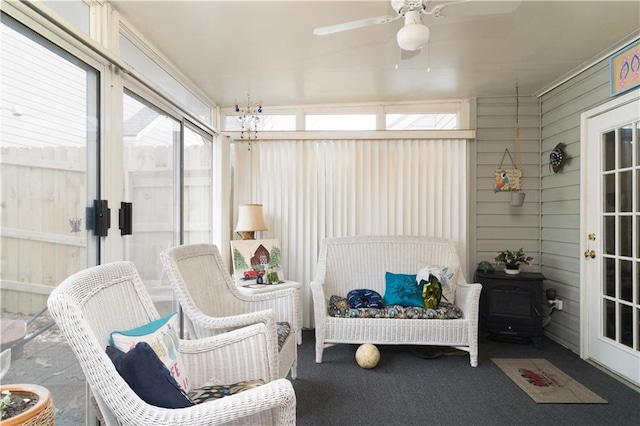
[{"x1": 475, "y1": 271, "x2": 545, "y2": 349}]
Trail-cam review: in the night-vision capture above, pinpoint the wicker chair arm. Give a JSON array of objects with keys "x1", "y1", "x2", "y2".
[
  {"x1": 169, "y1": 379, "x2": 296, "y2": 425},
  {"x1": 193, "y1": 379, "x2": 296, "y2": 425},
  {"x1": 189, "y1": 308, "x2": 276, "y2": 333},
  {"x1": 180, "y1": 322, "x2": 280, "y2": 385},
  {"x1": 310, "y1": 281, "x2": 327, "y2": 320},
  {"x1": 235, "y1": 289, "x2": 298, "y2": 330},
  {"x1": 107, "y1": 378, "x2": 295, "y2": 426},
  {"x1": 454, "y1": 281, "x2": 482, "y2": 320}
]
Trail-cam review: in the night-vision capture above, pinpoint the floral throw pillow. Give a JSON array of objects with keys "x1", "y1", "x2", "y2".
[
  {"x1": 417, "y1": 263, "x2": 459, "y2": 304},
  {"x1": 110, "y1": 312, "x2": 191, "y2": 392}
]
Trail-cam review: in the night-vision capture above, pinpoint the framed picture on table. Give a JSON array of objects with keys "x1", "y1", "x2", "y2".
[{"x1": 230, "y1": 239, "x2": 285, "y2": 285}]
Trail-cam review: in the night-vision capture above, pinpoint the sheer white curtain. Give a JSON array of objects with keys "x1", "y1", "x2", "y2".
[{"x1": 233, "y1": 137, "x2": 468, "y2": 328}]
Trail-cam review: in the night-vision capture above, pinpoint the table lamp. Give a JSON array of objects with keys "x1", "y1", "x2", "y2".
[{"x1": 234, "y1": 204, "x2": 268, "y2": 240}]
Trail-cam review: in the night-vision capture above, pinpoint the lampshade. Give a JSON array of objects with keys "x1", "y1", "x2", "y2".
[
  {"x1": 235, "y1": 204, "x2": 268, "y2": 239},
  {"x1": 397, "y1": 22, "x2": 430, "y2": 51},
  {"x1": 396, "y1": 10, "x2": 429, "y2": 52}
]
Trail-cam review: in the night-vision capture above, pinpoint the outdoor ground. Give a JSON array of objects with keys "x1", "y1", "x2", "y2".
[{"x1": 1, "y1": 311, "x2": 85, "y2": 424}]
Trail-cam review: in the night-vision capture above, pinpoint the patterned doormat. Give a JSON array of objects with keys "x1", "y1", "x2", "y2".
[{"x1": 492, "y1": 358, "x2": 607, "y2": 404}]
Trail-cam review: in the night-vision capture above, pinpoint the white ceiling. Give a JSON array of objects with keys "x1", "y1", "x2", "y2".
[{"x1": 110, "y1": 0, "x2": 640, "y2": 109}]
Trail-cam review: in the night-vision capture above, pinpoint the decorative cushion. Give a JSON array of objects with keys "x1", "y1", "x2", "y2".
[
  {"x1": 383, "y1": 272, "x2": 423, "y2": 307},
  {"x1": 106, "y1": 342, "x2": 195, "y2": 408},
  {"x1": 328, "y1": 295, "x2": 350, "y2": 316},
  {"x1": 421, "y1": 278, "x2": 443, "y2": 309},
  {"x1": 110, "y1": 312, "x2": 191, "y2": 392},
  {"x1": 347, "y1": 289, "x2": 384, "y2": 309},
  {"x1": 276, "y1": 322, "x2": 291, "y2": 351},
  {"x1": 188, "y1": 379, "x2": 265, "y2": 404},
  {"x1": 417, "y1": 263, "x2": 459, "y2": 304},
  {"x1": 328, "y1": 302, "x2": 463, "y2": 320}
]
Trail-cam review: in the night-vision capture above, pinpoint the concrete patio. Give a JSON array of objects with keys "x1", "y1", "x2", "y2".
[{"x1": 1, "y1": 311, "x2": 85, "y2": 425}]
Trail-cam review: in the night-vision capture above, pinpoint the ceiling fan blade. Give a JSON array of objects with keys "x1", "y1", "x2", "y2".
[
  {"x1": 428, "y1": 0, "x2": 521, "y2": 19},
  {"x1": 313, "y1": 15, "x2": 398, "y2": 36}
]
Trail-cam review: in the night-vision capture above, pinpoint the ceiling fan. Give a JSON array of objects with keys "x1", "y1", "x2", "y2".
[{"x1": 313, "y1": 0, "x2": 521, "y2": 52}]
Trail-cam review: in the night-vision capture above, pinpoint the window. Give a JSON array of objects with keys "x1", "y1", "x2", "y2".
[
  {"x1": 225, "y1": 114, "x2": 296, "y2": 131},
  {"x1": 183, "y1": 125, "x2": 214, "y2": 244},
  {"x1": 119, "y1": 33, "x2": 212, "y2": 125},
  {"x1": 222, "y1": 101, "x2": 467, "y2": 133},
  {"x1": 305, "y1": 114, "x2": 376, "y2": 131},
  {"x1": 386, "y1": 113, "x2": 458, "y2": 130},
  {"x1": 40, "y1": 0, "x2": 90, "y2": 36},
  {"x1": 122, "y1": 91, "x2": 179, "y2": 316},
  {"x1": 1, "y1": 12, "x2": 100, "y2": 425}
]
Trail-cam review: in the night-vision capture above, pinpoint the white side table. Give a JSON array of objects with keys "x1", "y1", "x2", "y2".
[{"x1": 238, "y1": 280, "x2": 303, "y2": 345}]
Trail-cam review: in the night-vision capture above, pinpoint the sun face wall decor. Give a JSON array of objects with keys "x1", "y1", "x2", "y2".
[{"x1": 549, "y1": 143, "x2": 567, "y2": 173}]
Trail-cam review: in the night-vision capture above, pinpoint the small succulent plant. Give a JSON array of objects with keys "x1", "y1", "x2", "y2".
[{"x1": 1, "y1": 390, "x2": 12, "y2": 419}]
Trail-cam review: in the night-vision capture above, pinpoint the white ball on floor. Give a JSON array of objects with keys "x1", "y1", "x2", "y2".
[{"x1": 355, "y1": 343, "x2": 380, "y2": 369}]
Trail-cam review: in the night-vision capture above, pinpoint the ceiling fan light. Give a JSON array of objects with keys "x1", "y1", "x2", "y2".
[{"x1": 396, "y1": 23, "x2": 430, "y2": 51}]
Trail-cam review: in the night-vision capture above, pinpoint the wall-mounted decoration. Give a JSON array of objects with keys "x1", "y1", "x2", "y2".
[
  {"x1": 496, "y1": 83, "x2": 526, "y2": 207},
  {"x1": 549, "y1": 143, "x2": 567, "y2": 173},
  {"x1": 230, "y1": 239, "x2": 284, "y2": 284},
  {"x1": 494, "y1": 148, "x2": 522, "y2": 192},
  {"x1": 610, "y1": 40, "x2": 640, "y2": 97},
  {"x1": 490, "y1": 84, "x2": 527, "y2": 206}
]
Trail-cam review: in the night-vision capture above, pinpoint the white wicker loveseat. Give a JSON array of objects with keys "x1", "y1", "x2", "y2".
[{"x1": 310, "y1": 236, "x2": 483, "y2": 367}]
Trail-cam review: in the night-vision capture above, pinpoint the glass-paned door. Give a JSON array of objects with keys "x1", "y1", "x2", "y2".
[
  {"x1": 183, "y1": 125, "x2": 213, "y2": 245},
  {"x1": 122, "y1": 91, "x2": 179, "y2": 316},
  {"x1": 0, "y1": 12, "x2": 100, "y2": 424},
  {"x1": 585, "y1": 96, "x2": 639, "y2": 386}
]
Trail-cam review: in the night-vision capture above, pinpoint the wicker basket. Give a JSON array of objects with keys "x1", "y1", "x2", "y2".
[{"x1": 0, "y1": 384, "x2": 54, "y2": 426}]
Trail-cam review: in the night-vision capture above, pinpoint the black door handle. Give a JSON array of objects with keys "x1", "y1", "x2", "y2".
[
  {"x1": 119, "y1": 202, "x2": 133, "y2": 235},
  {"x1": 86, "y1": 199, "x2": 110, "y2": 237}
]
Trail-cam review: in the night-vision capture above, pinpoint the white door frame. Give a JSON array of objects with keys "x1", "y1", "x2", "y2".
[{"x1": 579, "y1": 87, "x2": 639, "y2": 367}]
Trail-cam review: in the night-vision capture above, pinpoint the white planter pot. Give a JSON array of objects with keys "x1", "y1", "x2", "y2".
[
  {"x1": 504, "y1": 267, "x2": 521, "y2": 275},
  {"x1": 510, "y1": 192, "x2": 526, "y2": 207}
]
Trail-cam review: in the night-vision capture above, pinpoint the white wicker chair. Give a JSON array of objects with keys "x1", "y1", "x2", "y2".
[
  {"x1": 161, "y1": 243, "x2": 298, "y2": 380},
  {"x1": 47, "y1": 261, "x2": 296, "y2": 426}
]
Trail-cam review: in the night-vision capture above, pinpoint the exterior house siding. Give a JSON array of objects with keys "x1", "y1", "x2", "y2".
[
  {"x1": 473, "y1": 96, "x2": 541, "y2": 280},
  {"x1": 539, "y1": 59, "x2": 613, "y2": 353}
]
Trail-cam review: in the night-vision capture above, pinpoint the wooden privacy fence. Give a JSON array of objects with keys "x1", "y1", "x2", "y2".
[
  {"x1": 1, "y1": 143, "x2": 212, "y2": 315},
  {"x1": 1, "y1": 145, "x2": 87, "y2": 315}
]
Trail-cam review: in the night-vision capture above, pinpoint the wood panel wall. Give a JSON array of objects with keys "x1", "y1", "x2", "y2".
[
  {"x1": 472, "y1": 96, "x2": 541, "y2": 278},
  {"x1": 539, "y1": 59, "x2": 612, "y2": 353}
]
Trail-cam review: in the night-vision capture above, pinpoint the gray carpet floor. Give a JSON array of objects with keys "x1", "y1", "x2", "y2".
[
  {"x1": 292, "y1": 330, "x2": 639, "y2": 426},
  {"x1": 4, "y1": 312, "x2": 638, "y2": 425}
]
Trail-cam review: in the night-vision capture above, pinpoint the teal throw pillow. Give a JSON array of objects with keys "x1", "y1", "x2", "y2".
[{"x1": 383, "y1": 272, "x2": 423, "y2": 307}]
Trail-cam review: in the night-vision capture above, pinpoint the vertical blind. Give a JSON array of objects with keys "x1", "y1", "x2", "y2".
[{"x1": 233, "y1": 138, "x2": 468, "y2": 327}]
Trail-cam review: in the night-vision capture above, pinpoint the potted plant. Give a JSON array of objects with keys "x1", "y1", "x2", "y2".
[
  {"x1": 493, "y1": 248, "x2": 534, "y2": 275},
  {"x1": 0, "y1": 384, "x2": 54, "y2": 425}
]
